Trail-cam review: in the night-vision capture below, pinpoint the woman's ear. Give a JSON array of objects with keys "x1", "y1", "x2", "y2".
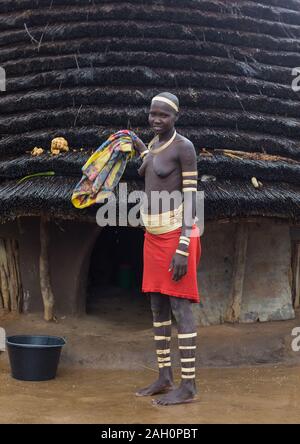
[{"x1": 174, "y1": 112, "x2": 179, "y2": 122}]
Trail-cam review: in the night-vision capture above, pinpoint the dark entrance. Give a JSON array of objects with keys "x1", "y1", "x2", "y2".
[{"x1": 87, "y1": 226, "x2": 151, "y2": 326}]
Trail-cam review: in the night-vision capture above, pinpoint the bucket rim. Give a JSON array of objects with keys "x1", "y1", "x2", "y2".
[{"x1": 6, "y1": 334, "x2": 66, "y2": 348}]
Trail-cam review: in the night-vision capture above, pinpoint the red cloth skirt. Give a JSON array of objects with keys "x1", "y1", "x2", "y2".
[{"x1": 142, "y1": 224, "x2": 201, "y2": 303}]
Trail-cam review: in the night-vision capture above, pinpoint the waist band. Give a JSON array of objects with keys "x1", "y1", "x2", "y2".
[{"x1": 141, "y1": 203, "x2": 183, "y2": 234}]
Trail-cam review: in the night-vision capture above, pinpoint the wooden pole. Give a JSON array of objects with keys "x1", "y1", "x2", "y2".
[
  {"x1": 0, "y1": 273, "x2": 4, "y2": 311},
  {"x1": 0, "y1": 238, "x2": 22, "y2": 314},
  {"x1": 40, "y1": 216, "x2": 55, "y2": 321},
  {"x1": 0, "y1": 239, "x2": 10, "y2": 311},
  {"x1": 5, "y1": 239, "x2": 18, "y2": 311},
  {"x1": 291, "y1": 241, "x2": 300, "y2": 309},
  {"x1": 13, "y1": 239, "x2": 22, "y2": 312},
  {"x1": 225, "y1": 222, "x2": 248, "y2": 323}
]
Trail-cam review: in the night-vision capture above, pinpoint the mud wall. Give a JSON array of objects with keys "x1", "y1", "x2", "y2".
[
  {"x1": 0, "y1": 217, "x2": 101, "y2": 315},
  {"x1": 0, "y1": 217, "x2": 295, "y2": 324},
  {"x1": 196, "y1": 220, "x2": 295, "y2": 325}
]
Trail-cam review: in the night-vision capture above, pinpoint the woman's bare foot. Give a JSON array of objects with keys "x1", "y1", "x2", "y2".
[
  {"x1": 152, "y1": 380, "x2": 197, "y2": 405},
  {"x1": 136, "y1": 376, "x2": 175, "y2": 397}
]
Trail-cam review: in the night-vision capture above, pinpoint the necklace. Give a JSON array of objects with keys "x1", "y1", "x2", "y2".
[{"x1": 148, "y1": 130, "x2": 177, "y2": 155}]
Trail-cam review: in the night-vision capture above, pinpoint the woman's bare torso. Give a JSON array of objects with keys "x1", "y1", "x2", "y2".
[{"x1": 138, "y1": 134, "x2": 187, "y2": 213}]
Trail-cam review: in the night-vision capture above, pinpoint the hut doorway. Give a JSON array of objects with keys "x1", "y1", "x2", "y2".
[{"x1": 86, "y1": 226, "x2": 151, "y2": 326}]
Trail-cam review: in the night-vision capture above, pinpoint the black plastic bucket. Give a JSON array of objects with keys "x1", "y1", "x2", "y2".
[{"x1": 6, "y1": 335, "x2": 66, "y2": 381}]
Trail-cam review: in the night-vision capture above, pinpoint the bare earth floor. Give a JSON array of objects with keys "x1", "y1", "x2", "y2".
[
  {"x1": 0, "y1": 363, "x2": 300, "y2": 424},
  {"x1": 1, "y1": 301, "x2": 300, "y2": 423},
  {"x1": 1, "y1": 304, "x2": 300, "y2": 369}
]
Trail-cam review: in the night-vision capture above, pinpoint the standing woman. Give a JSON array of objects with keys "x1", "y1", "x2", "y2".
[{"x1": 132, "y1": 92, "x2": 201, "y2": 406}]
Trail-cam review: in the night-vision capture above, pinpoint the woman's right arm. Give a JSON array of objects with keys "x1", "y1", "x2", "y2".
[
  {"x1": 130, "y1": 132, "x2": 149, "y2": 177},
  {"x1": 138, "y1": 159, "x2": 148, "y2": 177},
  {"x1": 131, "y1": 132, "x2": 148, "y2": 155}
]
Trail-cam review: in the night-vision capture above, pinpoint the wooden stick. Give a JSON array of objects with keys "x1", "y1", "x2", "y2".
[
  {"x1": 5, "y1": 240, "x2": 18, "y2": 312},
  {"x1": 40, "y1": 216, "x2": 55, "y2": 321},
  {"x1": 291, "y1": 241, "x2": 300, "y2": 309},
  {"x1": 0, "y1": 239, "x2": 10, "y2": 311},
  {"x1": 11, "y1": 240, "x2": 20, "y2": 312},
  {"x1": 225, "y1": 223, "x2": 248, "y2": 323},
  {"x1": 0, "y1": 270, "x2": 4, "y2": 311},
  {"x1": 13, "y1": 239, "x2": 23, "y2": 312}
]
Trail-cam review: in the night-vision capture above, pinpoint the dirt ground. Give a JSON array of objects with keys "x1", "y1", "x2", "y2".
[
  {"x1": 1, "y1": 300, "x2": 300, "y2": 423},
  {"x1": 1, "y1": 296, "x2": 300, "y2": 369},
  {"x1": 0, "y1": 362, "x2": 300, "y2": 424}
]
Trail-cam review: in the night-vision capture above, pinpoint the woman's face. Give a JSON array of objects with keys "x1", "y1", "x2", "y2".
[{"x1": 148, "y1": 102, "x2": 178, "y2": 134}]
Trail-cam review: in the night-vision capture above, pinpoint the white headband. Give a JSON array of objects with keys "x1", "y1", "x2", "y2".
[{"x1": 151, "y1": 95, "x2": 179, "y2": 112}]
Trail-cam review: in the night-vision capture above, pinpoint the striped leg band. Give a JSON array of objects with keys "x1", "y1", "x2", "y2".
[
  {"x1": 178, "y1": 333, "x2": 197, "y2": 379},
  {"x1": 154, "y1": 320, "x2": 172, "y2": 369}
]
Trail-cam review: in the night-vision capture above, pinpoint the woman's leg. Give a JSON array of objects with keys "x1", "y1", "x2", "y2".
[
  {"x1": 136, "y1": 292, "x2": 175, "y2": 396},
  {"x1": 153, "y1": 296, "x2": 197, "y2": 405}
]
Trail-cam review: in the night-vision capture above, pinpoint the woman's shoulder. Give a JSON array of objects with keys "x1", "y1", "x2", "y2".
[
  {"x1": 174, "y1": 134, "x2": 196, "y2": 161},
  {"x1": 175, "y1": 133, "x2": 194, "y2": 149}
]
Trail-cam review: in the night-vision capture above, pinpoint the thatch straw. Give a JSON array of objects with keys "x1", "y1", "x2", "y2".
[
  {"x1": 2, "y1": 151, "x2": 300, "y2": 187},
  {"x1": 1, "y1": 0, "x2": 300, "y2": 221},
  {"x1": 1, "y1": 0, "x2": 300, "y2": 16},
  {"x1": 2, "y1": 125, "x2": 300, "y2": 159},
  {"x1": 0, "y1": 175, "x2": 299, "y2": 223},
  {"x1": 202, "y1": 179, "x2": 300, "y2": 222},
  {"x1": 2, "y1": 1, "x2": 300, "y2": 40},
  {"x1": 1, "y1": 86, "x2": 300, "y2": 119},
  {"x1": 2, "y1": 105, "x2": 300, "y2": 147},
  {"x1": 0, "y1": 176, "x2": 146, "y2": 222}
]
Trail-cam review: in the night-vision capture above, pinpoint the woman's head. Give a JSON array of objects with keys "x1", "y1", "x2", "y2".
[{"x1": 149, "y1": 92, "x2": 179, "y2": 134}]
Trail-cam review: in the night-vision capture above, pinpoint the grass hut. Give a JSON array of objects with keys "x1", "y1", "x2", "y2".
[{"x1": 0, "y1": 0, "x2": 300, "y2": 324}]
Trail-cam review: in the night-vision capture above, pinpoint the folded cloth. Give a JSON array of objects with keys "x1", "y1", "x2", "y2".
[
  {"x1": 142, "y1": 224, "x2": 201, "y2": 303},
  {"x1": 140, "y1": 203, "x2": 183, "y2": 234},
  {"x1": 72, "y1": 130, "x2": 136, "y2": 209}
]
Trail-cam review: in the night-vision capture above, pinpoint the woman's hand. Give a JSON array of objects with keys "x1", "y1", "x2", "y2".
[
  {"x1": 169, "y1": 252, "x2": 188, "y2": 281},
  {"x1": 130, "y1": 131, "x2": 148, "y2": 154}
]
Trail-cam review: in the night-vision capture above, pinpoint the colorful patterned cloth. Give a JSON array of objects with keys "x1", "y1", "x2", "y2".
[{"x1": 72, "y1": 130, "x2": 136, "y2": 209}]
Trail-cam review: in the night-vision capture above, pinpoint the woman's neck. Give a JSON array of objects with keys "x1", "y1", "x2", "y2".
[{"x1": 158, "y1": 127, "x2": 175, "y2": 142}]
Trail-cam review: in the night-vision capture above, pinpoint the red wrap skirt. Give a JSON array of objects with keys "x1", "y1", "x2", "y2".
[{"x1": 142, "y1": 224, "x2": 201, "y2": 303}]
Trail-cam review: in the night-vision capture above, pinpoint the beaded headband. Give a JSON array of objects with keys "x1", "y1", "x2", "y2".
[{"x1": 151, "y1": 95, "x2": 179, "y2": 112}]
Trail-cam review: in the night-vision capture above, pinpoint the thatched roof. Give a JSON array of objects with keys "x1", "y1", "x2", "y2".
[
  {"x1": 0, "y1": 150, "x2": 300, "y2": 222},
  {"x1": 2, "y1": 169, "x2": 300, "y2": 223},
  {"x1": 1, "y1": 0, "x2": 300, "y2": 222}
]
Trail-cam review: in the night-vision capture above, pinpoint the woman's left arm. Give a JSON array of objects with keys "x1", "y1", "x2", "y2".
[
  {"x1": 169, "y1": 140, "x2": 198, "y2": 281},
  {"x1": 179, "y1": 140, "x2": 198, "y2": 241}
]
